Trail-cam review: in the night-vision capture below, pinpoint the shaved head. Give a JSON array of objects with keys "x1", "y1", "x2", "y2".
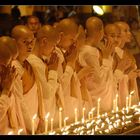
[
  {"x1": 86, "y1": 16, "x2": 103, "y2": 36},
  {"x1": 104, "y1": 24, "x2": 121, "y2": 48},
  {"x1": 37, "y1": 25, "x2": 59, "y2": 43},
  {"x1": 56, "y1": 18, "x2": 78, "y2": 36},
  {"x1": 0, "y1": 42, "x2": 11, "y2": 66},
  {"x1": 114, "y1": 21, "x2": 129, "y2": 30},
  {"x1": 105, "y1": 24, "x2": 120, "y2": 35},
  {"x1": 0, "y1": 36, "x2": 18, "y2": 59},
  {"x1": 114, "y1": 21, "x2": 131, "y2": 43},
  {"x1": 26, "y1": 15, "x2": 41, "y2": 35},
  {"x1": 11, "y1": 25, "x2": 35, "y2": 61},
  {"x1": 11, "y1": 25, "x2": 33, "y2": 40},
  {"x1": 27, "y1": 15, "x2": 40, "y2": 24}
]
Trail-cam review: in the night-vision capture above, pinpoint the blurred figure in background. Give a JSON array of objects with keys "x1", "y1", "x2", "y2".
[{"x1": 26, "y1": 16, "x2": 41, "y2": 37}]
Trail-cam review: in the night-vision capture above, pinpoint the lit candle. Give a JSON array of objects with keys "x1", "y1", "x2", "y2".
[
  {"x1": 113, "y1": 99, "x2": 116, "y2": 112},
  {"x1": 129, "y1": 91, "x2": 134, "y2": 108},
  {"x1": 129, "y1": 94, "x2": 132, "y2": 108},
  {"x1": 51, "y1": 118, "x2": 54, "y2": 132},
  {"x1": 116, "y1": 94, "x2": 118, "y2": 112},
  {"x1": 74, "y1": 108, "x2": 78, "y2": 123},
  {"x1": 91, "y1": 128, "x2": 94, "y2": 135},
  {"x1": 97, "y1": 98, "x2": 101, "y2": 117},
  {"x1": 17, "y1": 128, "x2": 23, "y2": 135},
  {"x1": 45, "y1": 112, "x2": 50, "y2": 134},
  {"x1": 32, "y1": 114, "x2": 37, "y2": 135},
  {"x1": 126, "y1": 107, "x2": 129, "y2": 114},
  {"x1": 64, "y1": 117, "x2": 69, "y2": 127},
  {"x1": 59, "y1": 108, "x2": 63, "y2": 129},
  {"x1": 8, "y1": 131, "x2": 13, "y2": 135},
  {"x1": 88, "y1": 112, "x2": 91, "y2": 120},
  {"x1": 126, "y1": 96, "x2": 129, "y2": 108},
  {"x1": 91, "y1": 108, "x2": 95, "y2": 119},
  {"x1": 82, "y1": 107, "x2": 86, "y2": 121}
]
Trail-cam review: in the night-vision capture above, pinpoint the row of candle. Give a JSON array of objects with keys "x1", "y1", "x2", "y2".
[{"x1": 8, "y1": 90, "x2": 135, "y2": 135}]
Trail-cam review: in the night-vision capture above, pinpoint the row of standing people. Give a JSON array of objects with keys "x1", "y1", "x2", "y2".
[{"x1": 0, "y1": 16, "x2": 140, "y2": 134}]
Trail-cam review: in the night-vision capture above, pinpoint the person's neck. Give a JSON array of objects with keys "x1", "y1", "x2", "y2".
[
  {"x1": 86, "y1": 36, "x2": 99, "y2": 47},
  {"x1": 40, "y1": 46, "x2": 53, "y2": 59},
  {"x1": 118, "y1": 41, "x2": 125, "y2": 50},
  {"x1": 32, "y1": 41, "x2": 40, "y2": 57},
  {"x1": 17, "y1": 54, "x2": 27, "y2": 65}
]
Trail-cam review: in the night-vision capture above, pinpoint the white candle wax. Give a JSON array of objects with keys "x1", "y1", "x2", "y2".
[
  {"x1": 64, "y1": 117, "x2": 69, "y2": 128},
  {"x1": 82, "y1": 107, "x2": 86, "y2": 121},
  {"x1": 126, "y1": 96, "x2": 129, "y2": 108},
  {"x1": 91, "y1": 108, "x2": 95, "y2": 119},
  {"x1": 59, "y1": 108, "x2": 63, "y2": 129},
  {"x1": 116, "y1": 94, "x2": 118, "y2": 111},
  {"x1": 88, "y1": 112, "x2": 91, "y2": 120},
  {"x1": 45, "y1": 112, "x2": 50, "y2": 134},
  {"x1": 129, "y1": 94, "x2": 132, "y2": 108},
  {"x1": 113, "y1": 99, "x2": 116, "y2": 112},
  {"x1": 74, "y1": 108, "x2": 78, "y2": 123},
  {"x1": 51, "y1": 118, "x2": 54, "y2": 132},
  {"x1": 97, "y1": 98, "x2": 101, "y2": 117},
  {"x1": 32, "y1": 114, "x2": 37, "y2": 135},
  {"x1": 17, "y1": 129, "x2": 23, "y2": 135},
  {"x1": 8, "y1": 131, "x2": 13, "y2": 135},
  {"x1": 129, "y1": 91, "x2": 134, "y2": 108}
]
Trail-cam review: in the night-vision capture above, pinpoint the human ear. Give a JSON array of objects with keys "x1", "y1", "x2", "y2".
[
  {"x1": 57, "y1": 32, "x2": 64, "y2": 44},
  {"x1": 42, "y1": 37, "x2": 48, "y2": 45}
]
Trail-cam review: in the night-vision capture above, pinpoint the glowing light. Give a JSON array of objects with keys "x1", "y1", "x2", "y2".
[
  {"x1": 8, "y1": 131, "x2": 13, "y2": 135},
  {"x1": 18, "y1": 129, "x2": 23, "y2": 135},
  {"x1": 93, "y1": 6, "x2": 104, "y2": 15}
]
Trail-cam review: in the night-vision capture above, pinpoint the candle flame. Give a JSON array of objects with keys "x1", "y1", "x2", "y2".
[
  {"x1": 122, "y1": 116, "x2": 125, "y2": 121},
  {"x1": 59, "y1": 107, "x2": 63, "y2": 111},
  {"x1": 75, "y1": 108, "x2": 77, "y2": 111},
  {"x1": 104, "y1": 112, "x2": 108, "y2": 116},
  {"x1": 51, "y1": 118, "x2": 54, "y2": 121},
  {"x1": 45, "y1": 112, "x2": 50, "y2": 119},
  {"x1": 91, "y1": 129, "x2": 94, "y2": 135},
  {"x1": 64, "y1": 117, "x2": 69, "y2": 121},
  {"x1": 83, "y1": 107, "x2": 85, "y2": 110},
  {"x1": 91, "y1": 107, "x2": 95, "y2": 112},
  {"x1": 116, "y1": 114, "x2": 119, "y2": 118},
  {"x1": 108, "y1": 125, "x2": 113, "y2": 130},
  {"x1": 8, "y1": 131, "x2": 13, "y2": 135},
  {"x1": 130, "y1": 90, "x2": 135, "y2": 95},
  {"x1": 98, "y1": 98, "x2": 101, "y2": 102},
  {"x1": 18, "y1": 128, "x2": 23, "y2": 135},
  {"x1": 32, "y1": 114, "x2": 37, "y2": 120}
]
